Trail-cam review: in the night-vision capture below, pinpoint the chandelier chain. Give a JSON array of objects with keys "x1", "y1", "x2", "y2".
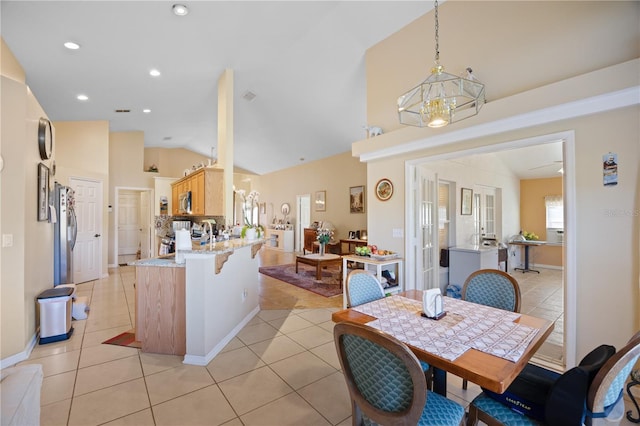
[{"x1": 434, "y1": 0, "x2": 440, "y2": 63}]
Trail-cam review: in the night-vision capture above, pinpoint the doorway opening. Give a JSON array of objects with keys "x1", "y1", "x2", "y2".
[
  {"x1": 296, "y1": 194, "x2": 311, "y2": 251},
  {"x1": 114, "y1": 187, "x2": 153, "y2": 266},
  {"x1": 405, "y1": 131, "x2": 575, "y2": 369}
]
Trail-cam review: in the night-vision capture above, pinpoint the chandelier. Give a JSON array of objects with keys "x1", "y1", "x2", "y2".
[{"x1": 397, "y1": 0, "x2": 485, "y2": 128}]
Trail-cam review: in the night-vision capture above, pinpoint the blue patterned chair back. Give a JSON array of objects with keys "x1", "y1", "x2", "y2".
[
  {"x1": 334, "y1": 323, "x2": 466, "y2": 426},
  {"x1": 346, "y1": 270, "x2": 385, "y2": 307},
  {"x1": 586, "y1": 333, "x2": 640, "y2": 425},
  {"x1": 334, "y1": 322, "x2": 427, "y2": 425},
  {"x1": 462, "y1": 269, "x2": 521, "y2": 313}
]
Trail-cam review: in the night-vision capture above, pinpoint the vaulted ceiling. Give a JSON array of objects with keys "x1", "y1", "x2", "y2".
[{"x1": 2, "y1": 1, "x2": 431, "y2": 175}]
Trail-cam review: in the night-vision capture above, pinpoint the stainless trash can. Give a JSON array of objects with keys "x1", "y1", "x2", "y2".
[{"x1": 37, "y1": 287, "x2": 74, "y2": 344}]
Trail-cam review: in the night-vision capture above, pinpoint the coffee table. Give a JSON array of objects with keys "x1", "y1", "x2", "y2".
[{"x1": 295, "y1": 253, "x2": 342, "y2": 282}]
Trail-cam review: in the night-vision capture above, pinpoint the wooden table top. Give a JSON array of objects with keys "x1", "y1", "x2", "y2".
[{"x1": 331, "y1": 290, "x2": 554, "y2": 394}]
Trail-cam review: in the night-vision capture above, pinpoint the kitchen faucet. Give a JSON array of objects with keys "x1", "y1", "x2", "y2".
[{"x1": 202, "y1": 221, "x2": 214, "y2": 250}]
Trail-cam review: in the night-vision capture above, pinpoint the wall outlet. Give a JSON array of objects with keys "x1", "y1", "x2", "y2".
[
  {"x1": 392, "y1": 228, "x2": 403, "y2": 238},
  {"x1": 241, "y1": 288, "x2": 248, "y2": 301},
  {"x1": 2, "y1": 234, "x2": 13, "y2": 247}
]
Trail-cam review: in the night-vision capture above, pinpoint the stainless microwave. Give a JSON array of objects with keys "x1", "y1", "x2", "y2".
[{"x1": 178, "y1": 191, "x2": 192, "y2": 214}]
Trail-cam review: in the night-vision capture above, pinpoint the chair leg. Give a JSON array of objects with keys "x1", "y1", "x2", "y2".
[
  {"x1": 468, "y1": 404, "x2": 506, "y2": 426},
  {"x1": 466, "y1": 404, "x2": 480, "y2": 426},
  {"x1": 425, "y1": 367, "x2": 433, "y2": 390}
]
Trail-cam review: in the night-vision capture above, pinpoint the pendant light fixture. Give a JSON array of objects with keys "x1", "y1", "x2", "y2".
[{"x1": 397, "y1": 0, "x2": 485, "y2": 128}]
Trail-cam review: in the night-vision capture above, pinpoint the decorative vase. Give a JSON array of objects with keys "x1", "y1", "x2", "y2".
[
  {"x1": 245, "y1": 227, "x2": 257, "y2": 240},
  {"x1": 319, "y1": 243, "x2": 326, "y2": 256}
]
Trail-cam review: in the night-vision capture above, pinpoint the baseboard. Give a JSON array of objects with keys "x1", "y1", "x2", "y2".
[
  {"x1": 183, "y1": 305, "x2": 260, "y2": 366},
  {"x1": 0, "y1": 332, "x2": 37, "y2": 369},
  {"x1": 530, "y1": 264, "x2": 564, "y2": 271}
]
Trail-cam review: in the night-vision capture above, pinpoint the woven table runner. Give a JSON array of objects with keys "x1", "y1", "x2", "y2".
[{"x1": 353, "y1": 295, "x2": 539, "y2": 362}]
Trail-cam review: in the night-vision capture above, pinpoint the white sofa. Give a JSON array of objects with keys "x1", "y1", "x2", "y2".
[{"x1": 0, "y1": 364, "x2": 43, "y2": 426}]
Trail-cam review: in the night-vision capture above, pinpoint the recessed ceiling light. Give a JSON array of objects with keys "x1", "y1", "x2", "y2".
[
  {"x1": 143, "y1": 109, "x2": 151, "y2": 113},
  {"x1": 149, "y1": 69, "x2": 161, "y2": 77},
  {"x1": 64, "y1": 41, "x2": 80, "y2": 50},
  {"x1": 77, "y1": 94, "x2": 89, "y2": 101},
  {"x1": 172, "y1": 4, "x2": 189, "y2": 16}
]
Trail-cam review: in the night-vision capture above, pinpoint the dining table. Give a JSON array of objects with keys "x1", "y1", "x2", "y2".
[{"x1": 332, "y1": 290, "x2": 554, "y2": 396}]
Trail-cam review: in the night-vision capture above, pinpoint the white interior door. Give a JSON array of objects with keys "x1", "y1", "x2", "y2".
[
  {"x1": 418, "y1": 167, "x2": 438, "y2": 291},
  {"x1": 70, "y1": 177, "x2": 102, "y2": 284},
  {"x1": 118, "y1": 191, "x2": 140, "y2": 255},
  {"x1": 296, "y1": 194, "x2": 311, "y2": 251},
  {"x1": 139, "y1": 191, "x2": 151, "y2": 259}
]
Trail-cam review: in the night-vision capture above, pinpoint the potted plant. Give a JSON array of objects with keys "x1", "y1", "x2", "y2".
[
  {"x1": 236, "y1": 189, "x2": 264, "y2": 240},
  {"x1": 316, "y1": 228, "x2": 333, "y2": 255}
]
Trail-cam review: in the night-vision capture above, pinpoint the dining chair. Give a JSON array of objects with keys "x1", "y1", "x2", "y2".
[
  {"x1": 345, "y1": 270, "x2": 433, "y2": 385},
  {"x1": 461, "y1": 268, "x2": 522, "y2": 313},
  {"x1": 467, "y1": 331, "x2": 640, "y2": 426},
  {"x1": 333, "y1": 322, "x2": 465, "y2": 426},
  {"x1": 460, "y1": 268, "x2": 522, "y2": 389},
  {"x1": 345, "y1": 270, "x2": 386, "y2": 308}
]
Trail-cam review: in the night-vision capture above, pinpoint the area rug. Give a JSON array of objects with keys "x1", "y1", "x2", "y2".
[
  {"x1": 258, "y1": 263, "x2": 342, "y2": 297},
  {"x1": 102, "y1": 330, "x2": 142, "y2": 349}
]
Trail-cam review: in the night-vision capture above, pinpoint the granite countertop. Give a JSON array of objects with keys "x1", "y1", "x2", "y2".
[{"x1": 129, "y1": 238, "x2": 265, "y2": 267}]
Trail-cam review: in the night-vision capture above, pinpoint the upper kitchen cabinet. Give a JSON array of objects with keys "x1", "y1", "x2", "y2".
[{"x1": 171, "y1": 168, "x2": 224, "y2": 216}]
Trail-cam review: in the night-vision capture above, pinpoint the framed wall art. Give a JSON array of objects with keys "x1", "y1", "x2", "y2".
[
  {"x1": 349, "y1": 185, "x2": 365, "y2": 214},
  {"x1": 315, "y1": 190, "x2": 326, "y2": 211},
  {"x1": 461, "y1": 187, "x2": 473, "y2": 215},
  {"x1": 37, "y1": 162, "x2": 49, "y2": 221},
  {"x1": 375, "y1": 178, "x2": 393, "y2": 201}
]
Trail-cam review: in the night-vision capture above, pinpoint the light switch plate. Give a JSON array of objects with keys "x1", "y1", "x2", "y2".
[
  {"x1": 392, "y1": 228, "x2": 403, "y2": 238},
  {"x1": 2, "y1": 234, "x2": 13, "y2": 247}
]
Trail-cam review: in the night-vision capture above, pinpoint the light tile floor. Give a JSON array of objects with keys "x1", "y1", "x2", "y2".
[
  {"x1": 21, "y1": 249, "x2": 638, "y2": 425},
  {"x1": 511, "y1": 268, "x2": 564, "y2": 365}
]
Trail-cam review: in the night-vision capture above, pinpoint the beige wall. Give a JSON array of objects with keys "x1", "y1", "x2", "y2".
[
  {"x1": 143, "y1": 147, "x2": 210, "y2": 178},
  {"x1": 520, "y1": 178, "x2": 563, "y2": 268},
  {"x1": 1, "y1": 40, "x2": 54, "y2": 361},
  {"x1": 54, "y1": 121, "x2": 110, "y2": 278},
  {"x1": 256, "y1": 151, "x2": 367, "y2": 244},
  {"x1": 109, "y1": 132, "x2": 153, "y2": 265},
  {"x1": 366, "y1": 1, "x2": 639, "y2": 134},
  {"x1": 1, "y1": 38, "x2": 25, "y2": 83}
]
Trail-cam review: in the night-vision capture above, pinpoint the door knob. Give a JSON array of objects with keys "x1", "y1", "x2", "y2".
[{"x1": 94, "y1": 234, "x2": 101, "y2": 237}]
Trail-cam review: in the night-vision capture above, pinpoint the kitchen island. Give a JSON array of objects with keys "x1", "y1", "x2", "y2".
[{"x1": 130, "y1": 238, "x2": 264, "y2": 365}]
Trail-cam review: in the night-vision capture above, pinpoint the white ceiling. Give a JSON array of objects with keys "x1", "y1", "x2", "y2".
[
  {"x1": 1, "y1": 1, "x2": 433, "y2": 175},
  {"x1": 454, "y1": 142, "x2": 565, "y2": 180}
]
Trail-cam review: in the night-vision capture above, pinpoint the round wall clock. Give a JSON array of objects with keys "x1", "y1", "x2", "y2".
[
  {"x1": 38, "y1": 117, "x2": 53, "y2": 160},
  {"x1": 375, "y1": 178, "x2": 394, "y2": 201}
]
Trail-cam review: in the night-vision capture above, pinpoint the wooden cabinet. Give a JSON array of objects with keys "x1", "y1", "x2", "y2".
[
  {"x1": 171, "y1": 168, "x2": 224, "y2": 216},
  {"x1": 303, "y1": 228, "x2": 316, "y2": 254},
  {"x1": 135, "y1": 265, "x2": 186, "y2": 355},
  {"x1": 339, "y1": 238, "x2": 368, "y2": 255}
]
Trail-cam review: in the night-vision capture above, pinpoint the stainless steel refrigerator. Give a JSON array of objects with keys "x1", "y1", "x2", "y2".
[{"x1": 54, "y1": 182, "x2": 77, "y2": 285}]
